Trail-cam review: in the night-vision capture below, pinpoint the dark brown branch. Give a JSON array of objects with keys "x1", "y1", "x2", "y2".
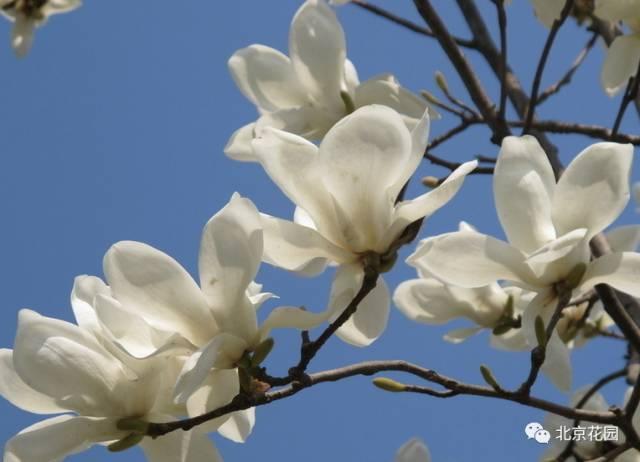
[
  {"x1": 413, "y1": 0, "x2": 510, "y2": 143},
  {"x1": 490, "y1": 0, "x2": 508, "y2": 123},
  {"x1": 455, "y1": 0, "x2": 562, "y2": 176},
  {"x1": 522, "y1": 0, "x2": 575, "y2": 134},
  {"x1": 518, "y1": 291, "x2": 571, "y2": 396},
  {"x1": 146, "y1": 360, "x2": 622, "y2": 438},
  {"x1": 350, "y1": 0, "x2": 476, "y2": 48}
]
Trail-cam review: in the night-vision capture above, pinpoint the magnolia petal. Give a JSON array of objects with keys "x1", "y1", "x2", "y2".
[
  {"x1": 260, "y1": 305, "x2": 330, "y2": 339},
  {"x1": 531, "y1": 0, "x2": 565, "y2": 27},
  {"x1": 331, "y1": 266, "x2": 390, "y2": 347},
  {"x1": 524, "y1": 228, "x2": 588, "y2": 279},
  {"x1": 444, "y1": 326, "x2": 483, "y2": 344},
  {"x1": 5, "y1": 415, "x2": 121, "y2": 462},
  {"x1": 395, "y1": 438, "x2": 431, "y2": 462},
  {"x1": 343, "y1": 59, "x2": 359, "y2": 93},
  {"x1": 224, "y1": 123, "x2": 257, "y2": 162},
  {"x1": 289, "y1": 0, "x2": 346, "y2": 106},
  {"x1": 104, "y1": 241, "x2": 214, "y2": 346},
  {"x1": 256, "y1": 105, "x2": 336, "y2": 140},
  {"x1": 251, "y1": 127, "x2": 336, "y2": 232},
  {"x1": 494, "y1": 135, "x2": 557, "y2": 253},
  {"x1": 185, "y1": 370, "x2": 243, "y2": 434},
  {"x1": 70, "y1": 275, "x2": 110, "y2": 332},
  {"x1": 389, "y1": 107, "x2": 430, "y2": 200},
  {"x1": 354, "y1": 75, "x2": 429, "y2": 127},
  {"x1": 594, "y1": 0, "x2": 640, "y2": 21},
  {"x1": 319, "y1": 105, "x2": 414, "y2": 251},
  {"x1": 260, "y1": 213, "x2": 352, "y2": 274},
  {"x1": 0, "y1": 349, "x2": 66, "y2": 414},
  {"x1": 408, "y1": 231, "x2": 534, "y2": 288},
  {"x1": 41, "y1": 0, "x2": 81, "y2": 16},
  {"x1": 390, "y1": 160, "x2": 477, "y2": 243},
  {"x1": 217, "y1": 408, "x2": 256, "y2": 443},
  {"x1": 607, "y1": 225, "x2": 640, "y2": 252},
  {"x1": 174, "y1": 334, "x2": 247, "y2": 404},
  {"x1": 553, "y1": 142, "x2": 633, "y2": 238},
  {"x1": 199, "y1": 194, "x2": 261, "y2": 341},
  {"x1": 602, "y1": 34, "x2": 640, "y2": 96},
  {"x1": 141, "y1": 429, "x2": 222, "y2": 462},
  {"x1": 12, "y1": 15, "x2": 35, "y2": 58},
  {"x1": 580, "y1": 252, "x2": 640, "y2": 297},
  {"x1": 228, "y1": 44, "x2": 306, "y2": 112},
  {"x1": 13, "y1": 310, "x2": 128, "y2": 415},
  {"x1": 393, "y1": 279, "x2": 468, "y2": 325}
]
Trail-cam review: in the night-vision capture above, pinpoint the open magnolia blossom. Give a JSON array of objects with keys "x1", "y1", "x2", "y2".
[
  {"x1": 0, "y1": 0, "x2": 80, "y2": 57},
  {"x1": 0, "y1": 309, "x2": 230, "y2": 462},
  {"x1": 84, "y1": 194, "x2": 324, "y2": 415},
  {"x1": 395, "y1": 221, "x2": 529, "y2": 351},
  {"x1": 225, "y1": 0, "x2": 431, "y2": 161},
  {"x1": 395, "y1": 438, "x2": 431, "y2": 462},
  {"x1": 251, "y1": 104, "x2": 476, "y2": 347},
  {"x1": 594, "y1": 0, "x2": 640, "y2": 95},
  {"x1": 542, "y1": 387, "x2": 640, "y2": 462},
  {"x1": 408, "y1": 135, "x2": 640, "y2": 390}
]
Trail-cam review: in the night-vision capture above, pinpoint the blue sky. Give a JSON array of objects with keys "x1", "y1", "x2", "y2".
[{"x1": 0, "y1": 1, "x2": 638, "y2": 461}]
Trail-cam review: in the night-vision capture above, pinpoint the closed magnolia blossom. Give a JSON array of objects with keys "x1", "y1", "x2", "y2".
[
  {"x1": 0, "y1": 0, "x2": 80, "y2": 57},
  {"x1": 251, "y1": 104, "x2": 476, "y2": 347},
  {"x1": 595, "y1": 0, "x2": 640, "y2": 96},
  {"x1": 395, "y1": 222, "x2": 529, "y2": 351},
  {"x1": 84, "y1": 194, "x2": 323, "y2": 419},
  {"x1": 0, "y1": 309, "x2": 231, "y2": 462},
  {"x1": 395, "y1": 438, "x2": 431, "y2": 462},
  {"x1": 224, "y1": 0, "x2": 431, "y2": 161},
  {"x1": 409, "y1": 135, "x2": 640, "y2": 390}
]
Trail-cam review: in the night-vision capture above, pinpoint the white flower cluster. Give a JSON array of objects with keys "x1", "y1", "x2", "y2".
[{"x1": 2, "y1": 1, "x2": 640, "y2": 461}]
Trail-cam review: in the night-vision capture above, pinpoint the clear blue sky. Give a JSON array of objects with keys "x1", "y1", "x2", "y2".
[{"x1": 0, "y1": 1, "x2": 638, "y2": 461}]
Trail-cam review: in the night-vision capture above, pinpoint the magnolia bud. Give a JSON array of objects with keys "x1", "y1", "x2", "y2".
[{"x1": 372, "y1": 377, "x2": 407, "y2": 392}]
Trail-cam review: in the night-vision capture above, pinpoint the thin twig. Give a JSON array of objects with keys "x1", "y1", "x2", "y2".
[
  {"x1": 490, "y1": 0, "x2": 508, "y2": 123},
  {"x1": 350, "y1": 0, "x2": 476, "y2": 48},
  {"x1": 522, "y1": 0, "x2": 575, "y2": 134},
  {"x1": 611, "y1": 59, "x2": 640, "y2": 138},
  {"x1": 538, "y1": 31, "x2": 599, "y2": 105}
]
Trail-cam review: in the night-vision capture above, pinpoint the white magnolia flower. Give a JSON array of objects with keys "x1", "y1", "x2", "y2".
[
  {"x1": 97, "y1": 194, "x2": 324, "y2": 410},
  {"x1": 395, "y1": 438, "x2": 431, "y2": 462},
  {"x1": 394, "y1": 222, "x2": 530, "y2": 351},
  {"x1": 0, "y1": 309, "x2": 227, "y2": 462},
  {"x1": 409, "y1": 135, "x2": 640, "y2": 390},
  {"x1": 225, "y1": 0, "x2": 431, "y2": 161},
  {"x1": 594, "y1": 0, "x2": 640, "y2": 95},
  {"x1": 633, "y1": 182, "x2": 640, "y2": 211},
  {"x1": 251, "y1": 104, "x2": 476, "y2": 347},
  {"x1": 0, "y1": 0, "x2": 80, "y2": 57}
]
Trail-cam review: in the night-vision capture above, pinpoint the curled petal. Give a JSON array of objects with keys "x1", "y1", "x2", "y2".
[
  {"x1": 224, "y1": 123, "x2": 257, "y2": 162},
  {"x1": 228, "y1": 45, "x2": 306, "y2": 112}
]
